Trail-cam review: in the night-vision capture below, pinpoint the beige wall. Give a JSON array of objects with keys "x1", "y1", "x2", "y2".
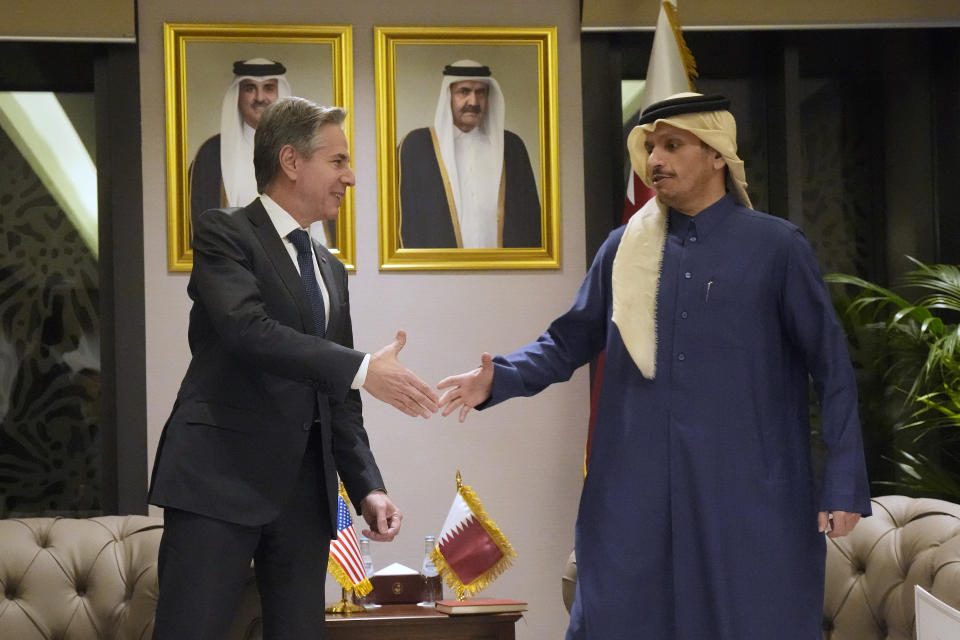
[{"x1": 138, "y1": 1, "x2": 587, "y2": 638}]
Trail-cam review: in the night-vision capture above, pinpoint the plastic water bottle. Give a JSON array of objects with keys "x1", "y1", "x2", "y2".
[
  {"x1": 356, "y1": 537, "x2": 380, "y2": 608},
  {"x1": 419, "y1": 535, "x2": 443, "y2": 606},
  {"x1": 360, "y1": 537, "x2": 375, "y2": 577}
]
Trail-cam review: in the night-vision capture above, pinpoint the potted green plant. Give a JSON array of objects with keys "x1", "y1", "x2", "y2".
[{"x1": 826, "y1": 258, "x2": 960, "y2": 499}]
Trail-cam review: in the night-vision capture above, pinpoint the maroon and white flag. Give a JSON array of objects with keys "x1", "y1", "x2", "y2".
[{"x1": 430, "y1": 472, "x2": 516, "y2": 599}]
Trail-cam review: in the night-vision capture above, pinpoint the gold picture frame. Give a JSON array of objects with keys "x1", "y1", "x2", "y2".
[
  {"x1": 163, "y1": 23, "x2": 356, "y2": 271},
  {"x1": 374, "y1": 26, "x2": 560, "y2": 270}
]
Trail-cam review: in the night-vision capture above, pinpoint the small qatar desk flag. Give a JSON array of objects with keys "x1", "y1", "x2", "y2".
[
  {"x1": 431, "y1": 471, "x2": 516, "y2": 599},
  {"x1": 327, "y1": 484, "x2": 373, "y2": 597}
]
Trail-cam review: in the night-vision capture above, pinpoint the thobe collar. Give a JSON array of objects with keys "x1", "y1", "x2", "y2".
[
  {"x1": 668, "y1": 209, "x2": 690, "y2": 238},
  {"x1": 668, "y1": 193, "x2": 735, "y2": 243}
]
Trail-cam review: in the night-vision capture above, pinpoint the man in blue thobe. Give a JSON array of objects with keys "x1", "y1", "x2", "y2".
[{"x1": 438, "y1": 93, "x2": 871, "y2": 639}]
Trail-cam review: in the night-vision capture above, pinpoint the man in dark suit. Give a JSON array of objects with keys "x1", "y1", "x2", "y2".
[{"x1": 150, "y1": 97, "x2": 439, "y2": 639}]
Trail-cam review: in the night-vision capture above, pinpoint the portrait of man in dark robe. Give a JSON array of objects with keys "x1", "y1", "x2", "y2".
[{"x1": 397, "y1": 60, "x2": 541, "y2": 249}]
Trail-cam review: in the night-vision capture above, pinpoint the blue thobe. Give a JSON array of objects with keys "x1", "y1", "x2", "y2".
[{"x1": 484, "y1": 194, "x2": 871, "y2": 639}]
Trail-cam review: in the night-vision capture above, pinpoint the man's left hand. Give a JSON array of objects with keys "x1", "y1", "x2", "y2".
[
  {"x1": 360, "y1": 490, "x2": 402, "y2": 542},
  {"x1": 818, "y1": 510, "x2": 861, "y2": 538}
]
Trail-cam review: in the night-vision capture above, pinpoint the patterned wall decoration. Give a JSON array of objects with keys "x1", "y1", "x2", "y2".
[
  {"x1": 798, "y1": 79, "x2": 874, "y2": 278},
  {"x1": 0, "y1": 124, "x2": 101, "y2": 517}
]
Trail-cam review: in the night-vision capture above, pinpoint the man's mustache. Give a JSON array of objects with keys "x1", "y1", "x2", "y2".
[{"x1": 459, "y1": 105, "x2": 482, "y2": 115}]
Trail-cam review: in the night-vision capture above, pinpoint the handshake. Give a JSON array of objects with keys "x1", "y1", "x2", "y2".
[{"x1": 361, "y1": 330, "x2": 494, "y2": 423}]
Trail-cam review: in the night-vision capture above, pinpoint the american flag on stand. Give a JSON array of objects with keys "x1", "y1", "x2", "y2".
[{"x1": 327, "y1": 485, "x2": 373, "y2": 597}]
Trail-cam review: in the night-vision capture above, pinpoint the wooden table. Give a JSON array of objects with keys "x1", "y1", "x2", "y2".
[{"x1": 325, "y1": 603, "x2": 523, "y2": 640}]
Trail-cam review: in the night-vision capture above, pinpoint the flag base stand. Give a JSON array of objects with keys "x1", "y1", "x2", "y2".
[{"x1": 326, "y1": 587, "x2": 366, "y2": 615}]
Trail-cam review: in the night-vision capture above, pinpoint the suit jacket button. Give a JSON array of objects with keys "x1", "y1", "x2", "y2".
[{"x1": 302, "y1": 421, "x2": 312, "y2": 431}]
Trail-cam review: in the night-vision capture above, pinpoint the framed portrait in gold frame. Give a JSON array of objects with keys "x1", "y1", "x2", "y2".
[
  {"x1": 374, "y1": 26, "x2": 560, "y2": 270},
  {"x1": 163, "y1": 23, "x2": 355, "y2": 271}
]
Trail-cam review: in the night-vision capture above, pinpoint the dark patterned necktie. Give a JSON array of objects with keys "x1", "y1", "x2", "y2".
[{"x1": 287, "y1": 229, "x2": 326, "y2": 337}]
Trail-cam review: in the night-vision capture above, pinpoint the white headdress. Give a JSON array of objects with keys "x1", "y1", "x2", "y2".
[{"x1": 219, "y1": 58, "x2": 292, "y2": 206}]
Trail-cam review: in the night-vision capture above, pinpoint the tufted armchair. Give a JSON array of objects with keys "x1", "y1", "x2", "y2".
[
  {"x1": 0, "y1": 515, "x2": 262, "y2": 640},
  {"x1": 824, "y1": 495, "x2": 960, "y2": 639}
]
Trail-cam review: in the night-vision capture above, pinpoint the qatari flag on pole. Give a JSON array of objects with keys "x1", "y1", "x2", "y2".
[{"x1": 431, "y1": 471, "x2": 516, "y2": 599}]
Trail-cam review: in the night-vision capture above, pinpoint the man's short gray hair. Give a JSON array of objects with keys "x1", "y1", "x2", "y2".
[{"x1": 254, "y1": 97, "x2": 347, "y2": 191}]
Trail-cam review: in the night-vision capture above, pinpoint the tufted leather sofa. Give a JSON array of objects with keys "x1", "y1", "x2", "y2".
[
  {"x1": 560, "y1": 496, "x2": 960, "y2": 639},
  {"x1": 824, "y1": 495, "x2": 960, "y2": 639},
  {"x1": 0, "y1": 515, "x2": 262, "y2": 640}
]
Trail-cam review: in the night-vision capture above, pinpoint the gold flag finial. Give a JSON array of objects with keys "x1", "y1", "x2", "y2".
[{"x1": 456, "y1": 470, "x2": 463, "y2": 490}]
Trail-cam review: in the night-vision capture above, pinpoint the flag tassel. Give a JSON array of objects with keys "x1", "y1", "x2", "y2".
[
  {"x1": 662, "y1": 1, "x2": 699, "y2": 87},
  {"x1": 327, "y1": 556, "x2": 373, "y2": 597}
]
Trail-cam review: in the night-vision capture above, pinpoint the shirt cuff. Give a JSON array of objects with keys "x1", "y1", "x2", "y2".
[{"x1": 351, "y1": 353, "x2": 371, "y2": 390}]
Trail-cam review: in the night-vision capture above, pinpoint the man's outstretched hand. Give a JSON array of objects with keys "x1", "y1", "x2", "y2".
[
  {"x1": 437, "y1": 352, "x2": 495, "y2": 423},
  {"x1": 363, "y1": 330, "x2": 439, "y2": 418}
]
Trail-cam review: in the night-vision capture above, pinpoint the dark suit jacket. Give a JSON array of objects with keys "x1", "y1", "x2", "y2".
[{"x1": 149, "y1": 199, "x2": 383, "y2": 533}]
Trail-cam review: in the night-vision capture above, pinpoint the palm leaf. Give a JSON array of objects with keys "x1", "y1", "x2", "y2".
[
  {"x1": 877, "y1": 450, "x2": 960, "y2": 500},
  {"x1": 902, "y1": 258, "x2": 960, "y2": 311},
  {"x1": 827, "y1": 257, "x2": 960, "y2": 499}
]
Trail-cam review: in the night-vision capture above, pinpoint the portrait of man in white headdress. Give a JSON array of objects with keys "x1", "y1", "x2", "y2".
[
  {"x1": 188, "y1": 59, "x2": 288, "y2": 216},
  {"x1": 187, "y1": 58, "x2": 337, "y2": 248},
  {"x1": 397, "y1": 60, "x2": 541, "y2": 249}
]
